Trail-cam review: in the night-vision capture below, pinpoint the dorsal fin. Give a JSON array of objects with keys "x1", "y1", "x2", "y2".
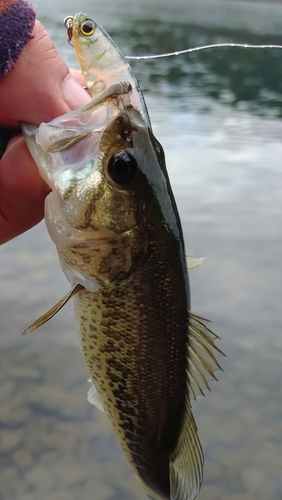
[{"x1": 169, "y1": 311, "x2": 225, "y2": 500}]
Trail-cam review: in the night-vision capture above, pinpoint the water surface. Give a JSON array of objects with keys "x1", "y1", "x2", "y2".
[{"x1": 1, "y1": 1, "x2": 282, "y2": 499}]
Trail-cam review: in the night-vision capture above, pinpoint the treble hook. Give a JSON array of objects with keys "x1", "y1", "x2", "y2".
[{"x1": 64, "y1": 16, "x2": 74, "y2": 46}]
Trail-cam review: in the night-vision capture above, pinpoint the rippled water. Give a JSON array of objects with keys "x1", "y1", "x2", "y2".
[{"x1": 1, "y1": 1, "x2": 282, "y2": 499}]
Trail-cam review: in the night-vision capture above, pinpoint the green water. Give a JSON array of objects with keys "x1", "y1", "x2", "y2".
[{"x1": 1, "y1": 1, "x2": 282, "y2": 499}]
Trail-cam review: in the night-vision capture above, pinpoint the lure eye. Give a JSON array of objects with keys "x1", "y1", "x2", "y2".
[
  {"x1": 107, "y1": 151, "x2": 138, "y2": 186},
  {"x1": 80, "y1": 20, "x2": 95, "y2": 37}
]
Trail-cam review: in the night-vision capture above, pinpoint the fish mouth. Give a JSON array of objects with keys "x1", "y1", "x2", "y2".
[{"x1": 22, "y1": 81, "x2": 146, "y2": 196}]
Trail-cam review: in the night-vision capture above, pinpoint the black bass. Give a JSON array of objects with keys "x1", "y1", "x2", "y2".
[{"x1": 22, "y1": 13, "x2": 224, "y2": 500}]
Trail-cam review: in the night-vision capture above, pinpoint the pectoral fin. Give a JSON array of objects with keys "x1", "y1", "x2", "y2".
[
  {"x1": 23, "y1": 283, "x2": 84, "y2": 334},
  {"x1": 187, "y1": 257, "x2": 205, "y2": 270}
]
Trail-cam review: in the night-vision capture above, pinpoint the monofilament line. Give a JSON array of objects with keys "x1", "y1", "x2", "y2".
[{"x1": 126, "y1": 43, "x2": 282, "y2": 60}]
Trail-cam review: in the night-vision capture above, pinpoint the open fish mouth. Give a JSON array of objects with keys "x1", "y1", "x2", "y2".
[{"x1": 22, "y1": 82, "x2": 135, "y2": 189}]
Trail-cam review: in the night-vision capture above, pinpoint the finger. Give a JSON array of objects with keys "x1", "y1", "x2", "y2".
[
  {"x1": 0, "y1": 137, "x2": 48, "y2": 244},
  {"x1": 0, "y1": 20, "x2": 91, "y2": 125},
  {"x1": 0, "y1": 112, "x2": 19, "y2": 128},
  {"x1": 0, "y1": 69, "x2": 87, "y2": 128},
  {"x1": 70, "y1": 69, "x2": 87, "y2": 88}
]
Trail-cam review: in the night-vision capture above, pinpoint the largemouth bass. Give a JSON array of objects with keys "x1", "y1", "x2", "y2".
[{"x1": 22, "y1": 13, "x2": 224, "y2": 500}]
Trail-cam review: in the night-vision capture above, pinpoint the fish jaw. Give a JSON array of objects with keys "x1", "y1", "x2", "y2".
[{"x1": 71, "y1": 12, "x2": 151, "y2": 127}]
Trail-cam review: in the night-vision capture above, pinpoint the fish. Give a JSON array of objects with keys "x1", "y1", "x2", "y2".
[{"x1": 22, "y1": 12, "x2": 224, "y2": 500}]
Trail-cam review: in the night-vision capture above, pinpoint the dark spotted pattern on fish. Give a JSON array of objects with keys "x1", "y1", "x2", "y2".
[{"x1": 74, "y1": 219, "x2": 189, "y2": 499}]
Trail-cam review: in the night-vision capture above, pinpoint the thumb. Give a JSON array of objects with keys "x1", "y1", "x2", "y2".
[{"x1": 0, "y1": 20, "x2": 90, "y2": 125}]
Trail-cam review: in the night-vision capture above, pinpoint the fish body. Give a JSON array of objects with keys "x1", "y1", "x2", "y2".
[{"x1": 22, "y1": 13, "x2": 223, "y2": 500}]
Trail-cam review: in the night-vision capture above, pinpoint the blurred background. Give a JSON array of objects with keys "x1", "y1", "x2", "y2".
[{"x1": 1, "y1": 0, "x2": 282, "y2": 499}]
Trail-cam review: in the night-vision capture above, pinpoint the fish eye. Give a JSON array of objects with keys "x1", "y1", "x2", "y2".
[
  {"x1": 107, "y1": 151, "x2": 138, "y2": 186},
  {"x1": 80, "y1": 20, "x2": 95, "y2": 36}
]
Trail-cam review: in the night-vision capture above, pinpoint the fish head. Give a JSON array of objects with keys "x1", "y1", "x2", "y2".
[{"x1": 22, "y1": 83, "x2": 181, "y2": 292}]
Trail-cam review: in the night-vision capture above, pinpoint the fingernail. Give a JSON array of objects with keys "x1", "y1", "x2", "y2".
[{"x1": 62, "y1": 76, "x2": 91, "y2": 109}]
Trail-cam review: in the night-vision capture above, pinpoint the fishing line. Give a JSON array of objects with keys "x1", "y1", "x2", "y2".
[{"x1": 126, "y1": 43, "x2": 282, "y2": 60}]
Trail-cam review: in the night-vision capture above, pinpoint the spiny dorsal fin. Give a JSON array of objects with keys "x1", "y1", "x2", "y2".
[
  {"x1": 187, "y1": 257, "x2": 205, "y2": 270},
  {"x1": 23, "y1": 283, "x2": 84, "y2": 334},
  {"x1": 187, "y1": 312, "x2": 225, "y2": 401},
  {"x1": 170, "y1": 403, "x2": 203, "y2": 500}
]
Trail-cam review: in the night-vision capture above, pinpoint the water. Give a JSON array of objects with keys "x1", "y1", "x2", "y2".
[{"x1": 1, "y1": 1, "x2": 282, "y2": 499}]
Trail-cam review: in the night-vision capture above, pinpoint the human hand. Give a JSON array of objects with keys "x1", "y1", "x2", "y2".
[{"x1": 0, "y1": 18, "x2": 91, "y2": 244}]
